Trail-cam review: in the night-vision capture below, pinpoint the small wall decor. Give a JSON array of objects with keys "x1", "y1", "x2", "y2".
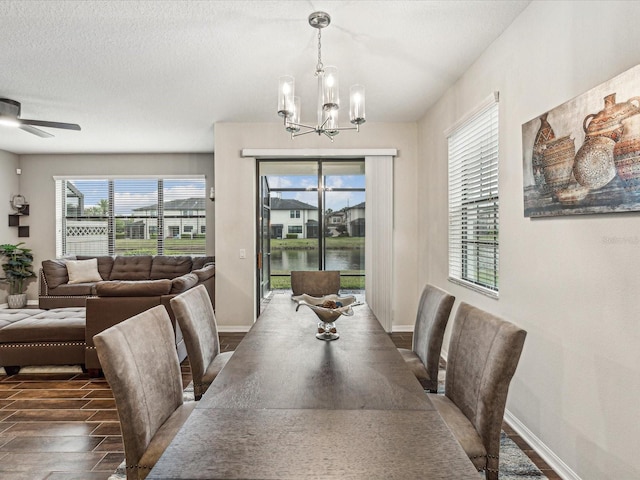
[
  {"x1": 8, "y1": 194, "x2": 29, "y2": 237},
  {"x1": 523, "y1": 64, "x2": 640, "y2": 217}
]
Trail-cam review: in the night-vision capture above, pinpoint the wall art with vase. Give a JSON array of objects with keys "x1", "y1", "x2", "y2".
[{"x1": 523, "y1": 64, "x2": 640, "y2": 217}]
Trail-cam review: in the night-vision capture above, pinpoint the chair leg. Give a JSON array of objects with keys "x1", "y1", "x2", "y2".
[{"x1": 485, "y1": 468, "x2": 498, "y2": 480}]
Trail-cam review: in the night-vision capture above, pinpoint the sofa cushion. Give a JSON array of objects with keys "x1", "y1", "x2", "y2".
[
  {"x1": 66, "y1": 258, "x2": 103, "y2": 284},
  {"x1": 170, "y1": 273, "x2": 199, "y2": 294},
  {"x1": 77, "y1": 255, "x2": 115, "y2": 280},
  {"x1": 109, "y1": 256, "x2": 153, "y2": 281},
  {"x1": 191, "y1": 263, "x2": 215, "y2": 282},
  {"x1": 96, "y1": 279, "x2": 172, "y2": 297},
  {"x1": 192, "y1": 256, "x2": 215, "y2": 270},
  {"x1": 150, "y1": 256, "x2": 193, "y2": 280},
  {"x1": 41, "y1": 259, "x2": 70, "y2": 289},
  {"x1": 47, "y1": 283, "x2": 95, "y2": 296},
  {"x1": 0, "y1": 307, "x2": 86, "y2": 343}
]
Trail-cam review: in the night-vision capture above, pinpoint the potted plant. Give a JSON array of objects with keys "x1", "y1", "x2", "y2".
[{"x1": 0, "y1": 242, "x2": 36, "y2": 309}]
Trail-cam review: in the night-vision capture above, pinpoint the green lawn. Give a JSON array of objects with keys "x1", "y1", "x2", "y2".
[
  {"x1": 270, "y1": 236, "x2": 364, "y2": 250},
  {"x1": 114, "y1": 238, "x2": 205, "y2": 256}
]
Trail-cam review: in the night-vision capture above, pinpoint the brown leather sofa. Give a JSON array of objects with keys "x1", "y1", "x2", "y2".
[
  {"x1": 39, "y1": 255, "x2": 215, "y2": 309},
  {"x1": 37, "y1": 254, "x2": 215, "y2": 374}
]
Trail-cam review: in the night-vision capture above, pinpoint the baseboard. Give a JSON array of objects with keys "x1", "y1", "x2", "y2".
[
  {"x1": 504, "y1": 410, "x2": 581, "y2": 480},
  {"x1": 391, "y1": 324, "x2": 414, "y2": 332},
  {"x1": 218, "y1": 325, "x2": 252, "y2": 333}
]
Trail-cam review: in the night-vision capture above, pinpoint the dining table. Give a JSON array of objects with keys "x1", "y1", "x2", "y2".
[{"x1": 147, "y1": 292, "x2": 480, "y2": 479}]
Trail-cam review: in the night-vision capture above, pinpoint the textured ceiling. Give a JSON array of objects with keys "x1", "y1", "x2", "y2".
[{"x1": 0, "y1": 0, "x2": 530, "y2": 154}]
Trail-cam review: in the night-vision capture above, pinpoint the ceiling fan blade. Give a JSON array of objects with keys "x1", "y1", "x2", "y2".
[
  {"x1": 21, "y1": 119, "x2": 81, "y2": 131},
  {"x1": 19, "y1": 124, "x2": 54, "y2": 138}
]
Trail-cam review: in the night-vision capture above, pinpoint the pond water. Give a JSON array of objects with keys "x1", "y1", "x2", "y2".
[{"x1": 270, "y1": 249, "x2": 364, "y2": 272}]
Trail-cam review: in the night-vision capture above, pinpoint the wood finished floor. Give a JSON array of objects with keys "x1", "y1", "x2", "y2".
[{"x1": 0, "y1": 332, "x2": 560, "y2": 479}]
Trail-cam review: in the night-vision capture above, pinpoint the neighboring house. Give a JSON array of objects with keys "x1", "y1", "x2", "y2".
[
  {"x1": 325, "y1": 210, "x2": 346, "y2": 237},
  {"x1": 345, "y1": 202, "x2": 365, "y2": 237},
  {"x1": 64, "y1": 196, "x2": 206, "y2": 253},
  {"x1": 324, "y1": 203, "x2": 365, "y2": 237},
  {"x1": 133, "y1": 197, "x2": 206, "y2": 239},
  {"x1": 269, "y1": 197, "x2": 318, "y2": 239}
]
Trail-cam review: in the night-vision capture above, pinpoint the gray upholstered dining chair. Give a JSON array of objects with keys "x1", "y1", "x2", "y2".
[
  {"x1": 397, "y1": 284, "x2": 455, "y2": 392},
  {"x1": 290, "y1": 270, "x2": 340, "y2": 297},
  {"x1": 427, "y1": 302, "x2": 527, "y2": 480},
  {"x1": 94, "y1": 305, "x2": 196, "y2": 480},
  {"x1": 170, "y1": 285, "x2": 233, "y2": 400}
]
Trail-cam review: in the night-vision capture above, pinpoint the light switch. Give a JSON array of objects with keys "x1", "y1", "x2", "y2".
[{"x1": 239, "y1": 249, "x2": 246, "y2": 259}]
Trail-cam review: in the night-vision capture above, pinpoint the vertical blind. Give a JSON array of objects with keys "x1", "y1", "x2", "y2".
[
  {"x1": 54, "y1": 176, "x2": 206, "y2": 257},
  {"x1": 365, "y1": 155, "x2": 394, "y2": 331},
  {"x1": 448, "y1": 98, "x2": 499, "y2": 296}
]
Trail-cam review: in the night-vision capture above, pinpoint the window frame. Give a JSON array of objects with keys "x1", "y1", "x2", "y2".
[
  {"x1": 54, "y1": 175, "x2": 206, "y2": 257},
  {"x1": 447, "y1": 93, "x2": 499, "y2": 297}
]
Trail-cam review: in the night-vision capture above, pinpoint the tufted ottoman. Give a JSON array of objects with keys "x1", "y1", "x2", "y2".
[{"x1": 0, "y1": 307, "x2": 86, "y2": 375}]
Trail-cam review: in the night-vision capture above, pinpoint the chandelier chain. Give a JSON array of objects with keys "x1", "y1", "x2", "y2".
[{"x1": 316, "y1": 29, "x2": 323, "y2": 73}]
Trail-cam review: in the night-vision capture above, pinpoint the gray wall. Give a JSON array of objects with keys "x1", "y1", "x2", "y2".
[
  {"x1": 418, "y1": 1, "x2": 640, "y2": 479},
  {"x1": 0, "y1": 149, "x2": 20, "y2": 304},
  {"x1": 16, "y1": 153, "x2": 214, "y2": 300}
]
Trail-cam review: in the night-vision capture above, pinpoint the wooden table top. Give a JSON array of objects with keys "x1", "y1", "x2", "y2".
[{"x1": 148, "y1": 293, "x2": 479, "y2": 479}]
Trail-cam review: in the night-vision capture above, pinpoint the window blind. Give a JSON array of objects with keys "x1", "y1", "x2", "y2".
[
  {"x1": 54, "y1": 176, "x2": 206, "y2": 257},
  {"x1": 448, "y1": 99, "x2": 499, "y2": 296}
]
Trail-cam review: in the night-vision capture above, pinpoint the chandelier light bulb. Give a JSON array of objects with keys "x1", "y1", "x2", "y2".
[
  {"x1": 322, "y1": 66, "x2": 339, "y2": 111},
  {"x1": 349, "y1": 85, "x2": 366, "y2": 125},
  {"x1": 325, "y1": 109, "x2": 339, "y2": 136},
  {"x1": 286, "y1": 96, "x2": 301, "y2": 132},
  {"x1": 278, "y1": 76, "x2": 295, "y2": 118}
]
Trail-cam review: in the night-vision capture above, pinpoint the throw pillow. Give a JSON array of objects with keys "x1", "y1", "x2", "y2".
[{"x1": 66, "y1": 258, "x2": 103, "y2": 284}]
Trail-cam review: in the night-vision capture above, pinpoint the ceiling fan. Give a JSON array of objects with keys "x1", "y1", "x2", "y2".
[{"x1": 0, "y1": 98, "x2": 81, "y2": 138}]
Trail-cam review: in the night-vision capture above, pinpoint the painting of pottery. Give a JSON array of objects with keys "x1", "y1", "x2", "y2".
[{"x1": 523, "y1": 63, "x2": 640, "y2": 217}]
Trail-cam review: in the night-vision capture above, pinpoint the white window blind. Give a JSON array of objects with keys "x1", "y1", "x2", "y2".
[
  {"x1": 54, "y1": 176, "x2": 206, "y2": 257},
  {"x1": 448, "y1": 97, "x2": 499, "y2": 296}
]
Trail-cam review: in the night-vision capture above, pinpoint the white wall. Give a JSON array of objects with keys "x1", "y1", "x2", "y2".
[
  {"x1": 16, "y1": 153, "x2": 214, "y2": 300},
  {"x1": 0, "y1": 149, "x2": 20, "y2": 304},
  {"x1": 213, "y1": 122, "x2": 418, "y2": 330},
  {"x1": 418, "y1": 2, "x2": 640, "y2": 479}
]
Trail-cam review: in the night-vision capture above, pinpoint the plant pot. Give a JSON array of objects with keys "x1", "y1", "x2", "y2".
[{"x1": 7, "y1": 293, "x2": 27, "y2": 309}]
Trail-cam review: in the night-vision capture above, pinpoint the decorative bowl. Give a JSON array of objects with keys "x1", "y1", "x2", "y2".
[{"x1": 293, "y1": 294, "x2": 361, "y2": 340}]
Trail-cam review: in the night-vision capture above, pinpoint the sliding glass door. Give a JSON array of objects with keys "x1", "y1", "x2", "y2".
[{"x1": 257, "y1": 159, "x2": 365, "y2": 294}]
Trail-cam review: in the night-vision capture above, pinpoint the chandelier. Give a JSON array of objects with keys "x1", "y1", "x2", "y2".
[{"x1": 277, "y1": 11, "x2": 366, "y2": 141}]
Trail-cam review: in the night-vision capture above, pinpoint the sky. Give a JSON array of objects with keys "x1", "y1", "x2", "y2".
[
  {"x1": 266, "y1": 174, "x2": 365, "y2": 211},
  {"x1": 70, "y1": 179, "x2": 205, "y2": 215}
]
